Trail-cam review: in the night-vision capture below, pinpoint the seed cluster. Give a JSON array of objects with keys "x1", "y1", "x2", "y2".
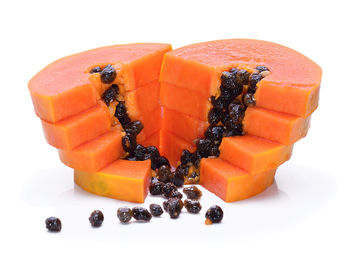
[{"x1": 170, "y1": 66, "x2": 270, "y2": 185}]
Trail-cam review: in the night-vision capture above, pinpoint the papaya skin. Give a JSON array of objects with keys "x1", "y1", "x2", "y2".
[
  {"x1": 200, "y1": 158, "x2": 276, "y2": 202},
  {"x1": 74, "y1": 160, "x2": 151, "y2": 203}
]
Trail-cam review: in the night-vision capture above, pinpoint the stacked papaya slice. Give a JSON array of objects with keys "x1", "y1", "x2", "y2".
[
  {"x1": 159, "y1": 39, "x2": 321, "y2": 202},
  {"x1": 28, "y1": 40, "x2": 322, "y2": 203},
  {"x1": 29, "y1": 43, "x2": 171, "y2": 202}
]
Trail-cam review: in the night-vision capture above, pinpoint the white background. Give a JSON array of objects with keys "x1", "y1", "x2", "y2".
[{"x1": 1, "y1": 0, "x2": 349, "y2": 268}]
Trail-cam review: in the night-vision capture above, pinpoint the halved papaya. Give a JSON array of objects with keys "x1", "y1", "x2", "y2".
[
  {"x1": 29, "y1": 43, "x2": 171, "y2": 123},
  {"x1": 29, "y1": 40, "x2": 322, "y2": 203},
  {"x1": 74, "y1": 159, "x2": 151, "y2": 203},
  {"x1": 160, "y1": 39, "x2": 321, "y2": 118}
]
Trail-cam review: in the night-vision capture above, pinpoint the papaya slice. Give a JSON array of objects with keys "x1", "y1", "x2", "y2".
[
  {"x1": 200, "y1": 158, "x2": 276, "y2": 202},
  {"x1": 41, "y1": 101, "x2": 111, "y2": 150},
  {"x1": 125, "y1": 80, "x2": 160, "y2": 120},
  {"x1": 162, "y1": 107, "x2": 209, "y2": 145},
  {"x1": 160, "y1": 82, "x2": 210, "y2": 121},
  {"x1": 159, "y1": 131, "x2": 195, "y2": 167},
  {"x1": 244, "y1": 107, "x2": 311, "y2": 145},
  {"x1": 138, "y1": 131, "x2": 160, "y2": 148},
  {"x1": 219, "y1": 135, "x2": 293, "y2": 174},
  {"x1": 29, "y1": 43, "x2": 171, "y2": 123},
  {"x1": 74, "y1": 159, "x2": 151, "y2": 203},
  {"x1": 160, "y1": 39, "x2": 321, "y2": 118},
  {"x1": 58, "y1": 128, "x2": 124, "y2": 172},
  {"x1": 136, "y1": 106, "x2": 161, "y2": 143}
]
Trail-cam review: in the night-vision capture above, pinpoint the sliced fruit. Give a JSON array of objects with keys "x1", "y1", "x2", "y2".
[
  {"x1": 41, "y1": 101, "x2": 111, "y2": 150},
  {"x1": 138, "y1": 131, "x2": 160, "y2": 148},
  {"x1": 159, "y1": 131, "x2": 195, "y2": 167},
  {"x1": 219, "y1": 135, "x2": 293, "y2": 174},
  {"x1": 136, "y1": 106, "x2": 161, "y2": 142},
  {"x1": 74, "y1": 159, "x2": 151, "y2": 203},
  {"x1": 162, "y1": 107, "x2": 209, "y2": 145},
  {"x1": 160, "y1": 39, "x2": 321, "y2": 117},
  {"x1": 58, "y1": 128, "x2": 123, "y2": 172},
  {"x1": 160, "y1": 82, "x2": 210, "y2": 121},
  {"x1": 29, "y1": 43, "x2": 171, "y2": 123},
  {"x1": 244, "y1": 107, "x2": 311, "y2": 145},
  {"x1": 200, "y1": 158, "x2": 276, "y2": 202}
]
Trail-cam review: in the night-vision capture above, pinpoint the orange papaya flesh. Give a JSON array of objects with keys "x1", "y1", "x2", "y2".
[
  {"x1": 160, "y1": 82, "x2": 210, "y2": 121},
  {"x1": 162, "y1": 107, "x2": 209, "y2": 145},
  {"x1": 74, "y1": 159, "x2": 151, "y2": 203},
  {"x1": 200, "y1": 158, "x2": 276, "y2": 202},
  {"x1": 244, "y1": 107, "x2": 311, "y2": 145},
  {"x1": 160, "y1": 39, "x2": 321, "y2": 118},
  {"x1": 135, "y1": 106, "x2": 161, "y2": 143},
  {"x1": 125, "y1": 80, "x2": 160, "y2": 120},
  {"x1": 219, "y1": 135, "x2": 293, "y2": 175},
  {"x1": 159, "y1": 130, "x2": 195, "y2": 167},
  {"x1": 58, "y1": 128, "x2": 124, "y2": 172},
  {"x1": 29, "y1": 43, "x2": 171, "y2": 123},
  {"x1": 138, "y1": 131, "x2": 160, "y2": 148},
  {"x1": 41, "y1": 101, "x2": 111, "y2": 150}
]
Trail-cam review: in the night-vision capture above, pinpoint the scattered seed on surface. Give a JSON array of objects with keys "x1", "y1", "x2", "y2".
[
  {"x1": 184, "y1": 199, "x2": 202, "y2": 213},
  {"x1": 45, "y1": 217, "x2": 62, "y2": 232},
  {"x1": 183, "y1": 186, "x2": 202, "y2": 200},
  {"x1": 89, "y1": 210, "x2": 104, "y2": 227},
  {"x1": 169, "y1": 190, "x2": 183, "y2": 199},
  {"x1": 149, "y1": 204, "x2": 163, "y2": 217},
  {"x1": 132, "y1": 207, "x2": 152, "y2": 222},
  {"x1": 205, "y1": 205, "x2": 224, "y2": 224},
  {"x1": 164, "y1": 198, "x2": 183, "y2": 219},
  {"x1": 162, "y1": 182, "x2": 177, "y2": 197},
  {"x1": 117, "y1": 207, "x2": 132, "y2": 223},
  {"x1": 149, "y1": 181, "x2": 165, "y2": 195}
]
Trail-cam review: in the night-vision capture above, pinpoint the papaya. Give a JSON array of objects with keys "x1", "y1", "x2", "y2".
[
  {"x1": 74, "y1": 160, "x2": 151, "y2": 203},
  {"x1": 58, "y1": 128, "x2": 124, "y2": 172},
  {"x1": 160, "y1": 39, "x2": 321, "y2": 118},
  {"x1": 29, "y1": 43, "x2": 171, "y2": 123},
  {"x1": 200, "y1": 158, "x2": 276, "y2": 202},
  {"x1": 219, "y1": 135, "x2": 293, "y2": 174},
  {"x1": 28, "y1": 39, "x2": 322, "y2": 203}
]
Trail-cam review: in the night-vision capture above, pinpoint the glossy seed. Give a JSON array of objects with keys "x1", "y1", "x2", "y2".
[
  {"x1": 90, "y1": 66, "x2": 102, "y2": 73},
  {"x1": 158, "y1": 165, "x2": 172, "y2": 183},
  {"x1": 89, "y1": 210, "x2": 104, "y2": 227},
  {"x1": 169, "y1": 190, "x2": 183, "y2": 199},
  {"x1": 149, "y1": 181, "x2": 165, "y2": 195},
  {"x1": 255, "y1": 65, "x2": 269, "y2": 72},
  {"x1": 102, "y1": 84, "x2": 119, "y2": 106},
  {"x1": 100, "y1": 64, "x2": 116, "y2": 84},
  {"x1": 221, "y1": 71, "x2": 237, "y2": 89},
  {"x1": 243, "y1": 93, "x2": 256, "y2": 107},
  {"x1": 132, "y1": 207, "x2": 152, "y2": 222},
  {"x1": 210, "y1": 96, "x2": 225, "y2": 111},
  {"x1": 117, "y1": 207, "x2": 132, "y2": 223},
  {"x1": 164, "y1": 198, "x2": 183, "y2": 219},
  {"x1": 228, "y1": 102, "x2": 245, "y2": 123},
  {"x1": 149, "y1": 204, "x2": 163, "y2": 217},
  {"x1": 162, "y1": 182, "x2": 177, "y2": 197},
  {"x1": 236, "y1": 69, "x2": 250, "y2": 85},
  {"x1": 155, "y1": 156, "x2": 170, "y2": 169},
  {"x1": 205, "y1": 126, "x2": 225, "y2": 142},
  {"x1": 125, "y1": 120, "x2": 144, "y2": 136},
  {"x1": 45, "y1": 217, "x2": 62, "y2": 232},
  {"x1": 122, "y1": 134, "x2": 137, "y2": 153},
  {"x1": 147, "y1": 146, "x2": 160, "y2": 159},
  {"x1": 134, "y1": 144, "x2": 147, "y2": 161},
  {"x1": 196, "y1": 139, "x2": 213, "y2": 158},
  {"x1": 208, "y1": 108, "x2": 222, "y2": 125},
  {"x1": 184, "y1": 199, "x2": 202, "y2": 213},
  {"x1": 181, "y1": 149, "x2": 192, "y2": 165},
  {"x1": 205, "y1": 205, "x2": 224, "y2": 224},
  {"x1": 183, "y1": 186, "x2": 202, "y2": 200}
]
